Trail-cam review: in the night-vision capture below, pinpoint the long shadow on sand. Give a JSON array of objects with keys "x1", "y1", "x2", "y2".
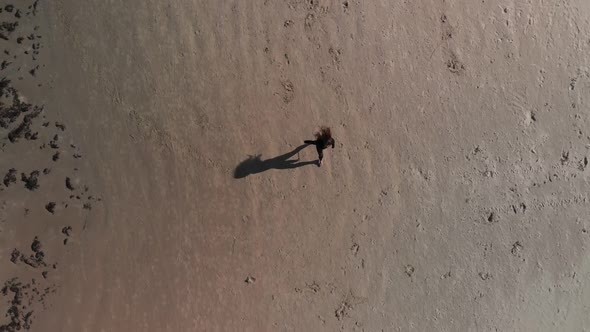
[{"x1": 233, "y1": 144, "x2": 318, "y2": 178}]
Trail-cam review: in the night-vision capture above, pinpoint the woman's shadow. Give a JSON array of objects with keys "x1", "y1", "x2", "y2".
[{"x1": 233, "y1": 144, "x2": 318, "y2": 178}]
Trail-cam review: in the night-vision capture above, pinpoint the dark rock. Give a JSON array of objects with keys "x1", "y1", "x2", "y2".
[
  {"x1": 3, "y1": 168, "x2": 17, "y2": 186},
  {"x1": 65, "y1": 177, "x2": 74, "y2": 190},
  {"x1": 61, "y1": 226, "x2": 72, "y2": 236},
  {"x1": 45, "y1": 202, "x2": 55, "y2": 214},
  {"x1": 31, "y1": 237, "x2": 41, "y2": 253},
  {"x1": 10, "y1": 249, "x2": 20, "y2": 263},
  {"x1": 0, "y1": 21, "x2": 18, "y2": 32},
  {"x1": 21, "y1": 171, "x2": 40, "y2": 190},
  {"x1": 8, "y1": 109, "x2": 42, "y2": 143},
  {"x1": 0, "y1": 278, "x2": 35, "y2": 331},
  {"x1": 49, "y1": 134, "x2": 59, "y2": 149}
]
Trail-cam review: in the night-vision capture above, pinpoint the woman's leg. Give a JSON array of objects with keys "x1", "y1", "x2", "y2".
[{"x1": 304, "y1": 140, "x2": 323, "y2": 166}]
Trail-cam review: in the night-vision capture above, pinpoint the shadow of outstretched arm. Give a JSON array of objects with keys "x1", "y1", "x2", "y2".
[{"x1": 233, "y1": 144, "x2": 317, "y2": 178}]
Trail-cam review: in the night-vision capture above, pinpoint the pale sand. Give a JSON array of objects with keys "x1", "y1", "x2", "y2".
[{"x1": 1, "y1": 0, "x2": 590, "y2": 331}]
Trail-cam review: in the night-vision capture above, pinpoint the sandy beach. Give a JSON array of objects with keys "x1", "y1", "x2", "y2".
[{"x1": 1, "y1": 0, "x2": 590, "y2": 330}]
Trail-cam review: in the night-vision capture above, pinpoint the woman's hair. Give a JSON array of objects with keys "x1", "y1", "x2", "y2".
[{"x1": 314, "y1": 126, "x2": 332, "y2": 140}]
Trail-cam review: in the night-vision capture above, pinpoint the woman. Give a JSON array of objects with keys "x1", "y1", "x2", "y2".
[{"x1": 304, "y1": 126, "x2": 335, "y2": 167}]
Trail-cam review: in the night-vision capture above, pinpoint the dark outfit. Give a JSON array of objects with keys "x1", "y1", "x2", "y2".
[{"x1": 304, "y1": 137, "x2": 335, "y2": 162}]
